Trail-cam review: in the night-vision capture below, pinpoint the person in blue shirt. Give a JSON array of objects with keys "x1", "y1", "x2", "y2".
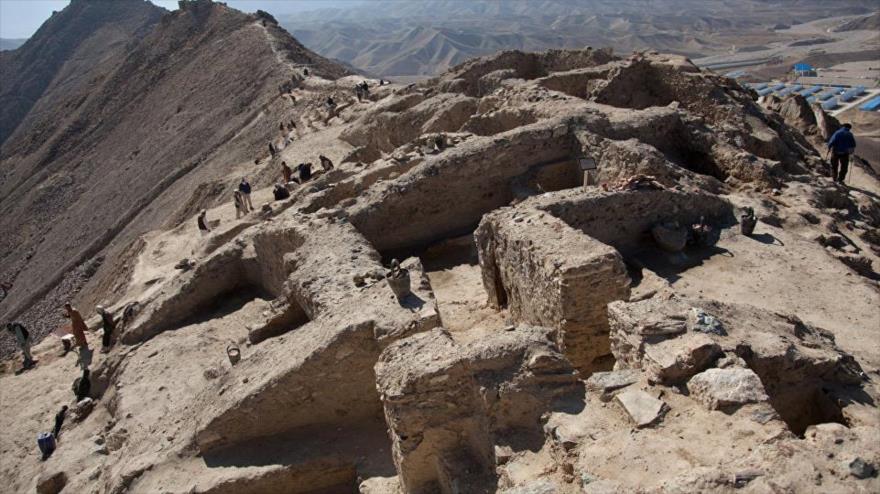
[
  {"x1": 238, "y1": 177, "x2": 254, "y2": 211},
  {"x1": 826, "y1": 124, "x2": 856, "y2": 184}
]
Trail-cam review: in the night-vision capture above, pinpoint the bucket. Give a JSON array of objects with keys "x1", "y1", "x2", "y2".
[
  {"x1": 652, "y1": 223, "x2": 687, "y2": 252},
  {"x1": 226, "y1": 344, "x2": 241, "y2": 366},
  {"x1": 38, "y1": 432, "x2": 56, "y2": 458},
  {"x1": 387, "y1": 271, "x2": 411, "y2": 300},
  {"x1": 740, "y1": 214, "x2": 757, "y2": 236}
]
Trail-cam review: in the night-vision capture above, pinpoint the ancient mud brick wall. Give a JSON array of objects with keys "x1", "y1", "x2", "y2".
[
  {"x1": 375, "y1": 327, "x2": 579, "y2": 493},
  {"x1": 376, "y1": 330, "x2": 492, "y2": 494},
  {"x1": 534, "y1": 188, "x2": 735, "y2": 255},
  {"x1": 195, "y1": 320, "x2": 385, "y2": 453},
  {"x1": 476, "y1": 209, "x2": 630, "y2": 373},
  {"x1": 348, "y1": 118, "x2": 577, "y2": 253}
]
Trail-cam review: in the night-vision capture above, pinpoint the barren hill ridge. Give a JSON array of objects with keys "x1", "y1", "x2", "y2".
[{"x1": 0, "y1": 0, "x2": 350, "y2": 341}]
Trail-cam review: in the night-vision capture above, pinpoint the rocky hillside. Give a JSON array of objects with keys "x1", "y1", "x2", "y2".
[
  {"x1": 0, "y1": 0, "x2": 163, "y2": 146},
  {"x1": 0, "y1": 0, "x2": 350, "y2": 352}
]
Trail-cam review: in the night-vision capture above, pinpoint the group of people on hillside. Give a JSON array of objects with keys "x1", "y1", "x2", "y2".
[
  {"x1": 6, "y1": 303, "x2": 117, "y2": 371},
  {"x1": 5, "y1": 301, "x2": 126, "y2": 457},
  {"x1": 234, "y1": 177, "x2": 254, "y2": 219},
  {"x1": 196, "y1": 155, "x2": 335, "y2": 234},
  {"x1": 198, "y1": 79, "x2": 379, "y2": 233},
  {"x1": 355, "y1": 81, "x2": 370, "y2": 102}
]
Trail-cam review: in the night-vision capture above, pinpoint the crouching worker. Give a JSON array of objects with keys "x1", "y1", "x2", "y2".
[
  {"x1": 6, "y1": 322, "x2": 36, "y2": 369},
  {"x1": 273, "y1": 183, "x2": 291, "y2": 201},
  {"x1": 72, "y1": 369, "x2": 91, "y2": 401}
]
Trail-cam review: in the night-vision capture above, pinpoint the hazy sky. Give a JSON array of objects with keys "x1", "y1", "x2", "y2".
[{"x1": 0, "y1": 0, "x2": 363, "y2": 39}]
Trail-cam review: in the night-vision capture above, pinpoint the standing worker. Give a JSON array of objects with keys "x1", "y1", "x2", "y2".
[
  {"x1": 64, "y1": 303, "x2": 88, "y2": 349},
  {"x1": 6, "y1": 322, "x2": 36, "y2": 369},
  {"x1": 233, "y1": 190, "x2": 247, "y2": 219},
  {"x1": 96, "y1": 306, "x2": 116, "y2": 350},
  {"x1": 239, "y1": 177, "x2": 254, "y2": 211},
  {"x1": 281, "y1": 161, "x2": 293, "y2": 184},
  {"x1": 53, "y1": 406, "x2": 68, "y2": 439},
  {"x1": 827, "y1": 123, "x2": 856, "y2": 184}
]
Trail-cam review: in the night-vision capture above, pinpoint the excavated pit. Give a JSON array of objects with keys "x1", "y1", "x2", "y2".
[
  {"x1": 462, "y1": 108, "x2": 539, "y2": 137},
  {"x1": 735, "y1": 341, "x2": 853, "y2": 437},
  {"x1": 660, "y1": 134, "x2": 729, "y2": 181},
  {"x1": 764, "y1": 383, "x2": 848, "y2": 437},
  {"x1": 476, "y1": 188, "x2": 735, "y2": 374},
  {"x1": 608, "y1": 297, "x2": 866, "y2": 438},
  {"x1": 348, "y1": 119, "x2": 580, "y2": 255}
]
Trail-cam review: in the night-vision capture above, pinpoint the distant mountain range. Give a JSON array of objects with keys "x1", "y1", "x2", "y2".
[
  {"x1": 0, "y1": 38, "x2": 26, "y2": 51},
  {"x1": 281, "y1": 0, "x2": 874, "y2": 77}
]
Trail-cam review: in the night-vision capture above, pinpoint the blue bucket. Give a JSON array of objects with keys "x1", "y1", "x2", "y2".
[{"x1": 37, "y1": 432, "x2": 56, "y2": 457}]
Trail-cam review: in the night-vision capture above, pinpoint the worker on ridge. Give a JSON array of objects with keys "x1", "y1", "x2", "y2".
[
  {"x1": 827, "y1": 123, "x2": 856, "y2": 184},
  {"x1": 298, "y1": 162, "x2": 312, "y2": 183},
  {"x1": 281, "y1": 161, "x2": 293, "y2": 184},
  {"x1": 73, "y1": 368, "x2": 91, "y2": 402},
  {"x1": 96, "y1": 305, "x2": 116, "y2": 351},
  {"x1": 53, "y1": 405, "x2": 68, "y2": 439},
  {"x1": 64, "y1": 303, "x2": 88, "y2": 349},
  {"x1": 273, "y1": 183, "x2": 291, "y2": 201},
  {"x1": 197, "y1": 210, "x2": 211, "y2": 235},
  {"x1": 239, "y1": 177, "x2": 254, "y2": 211},
  {"x1": 6, "y1": 322, "x2": 36, "y2": 369},
  {"x1": 319, "y1": 155, "x2": 334, "y2": 172},
  {"x1": 233, "y1": 190, "x2": 247, "y2": 219}
]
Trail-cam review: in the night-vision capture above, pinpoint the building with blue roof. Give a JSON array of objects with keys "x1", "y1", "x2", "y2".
[{"x1": 860, "y1": 96, "x2": 880, "y2": 112}]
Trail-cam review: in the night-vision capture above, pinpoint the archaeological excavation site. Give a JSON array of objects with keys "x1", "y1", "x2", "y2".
[{"x1": 0, "y1": 2, "x2": 879, "y2": 493}]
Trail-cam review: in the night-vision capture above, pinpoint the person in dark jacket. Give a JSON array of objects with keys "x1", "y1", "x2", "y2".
[
  {"x1": 73, "y1": 369, "x2": 91, "y2": 401},
  {"x1": 319, "y1": 155, "x2": 334, "y2": 172},
  {"x1": 6, "y1": 322, "x2": 36, "y2": 368},
  {"x1": 96, "y1": 306, "x2": 116, "y2": 350},
  {"x1": 827, "y1": 123, "x2": 856, "y2": 184},
  {"x1": 197, "y1": 210, "x2": 210, "y2": 235},
  {"x1": 53, "y1": 406, "x2": 68, "y2": 439},
  {"x1": 239, "y1": 177, "x2": 254, "y2": 211},
  {"x1": 273, "y1": 183, "x2": 291, "y2": 201},
  {"x1": 298, "y1": 162, "x2": 312, "y2": 182}
]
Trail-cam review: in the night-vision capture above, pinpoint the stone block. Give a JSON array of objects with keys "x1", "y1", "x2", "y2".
[
  {"x1": 688, "y1": 368, "x2": 769, "y2": 411},
  {"x1": 615, "y1": 389, "x2": 668, "y2": 428}
]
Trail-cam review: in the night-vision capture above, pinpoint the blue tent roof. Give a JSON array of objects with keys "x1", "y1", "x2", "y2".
[{"x1": 793, "y1": 63, "x2": 813, "y2": 71}]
